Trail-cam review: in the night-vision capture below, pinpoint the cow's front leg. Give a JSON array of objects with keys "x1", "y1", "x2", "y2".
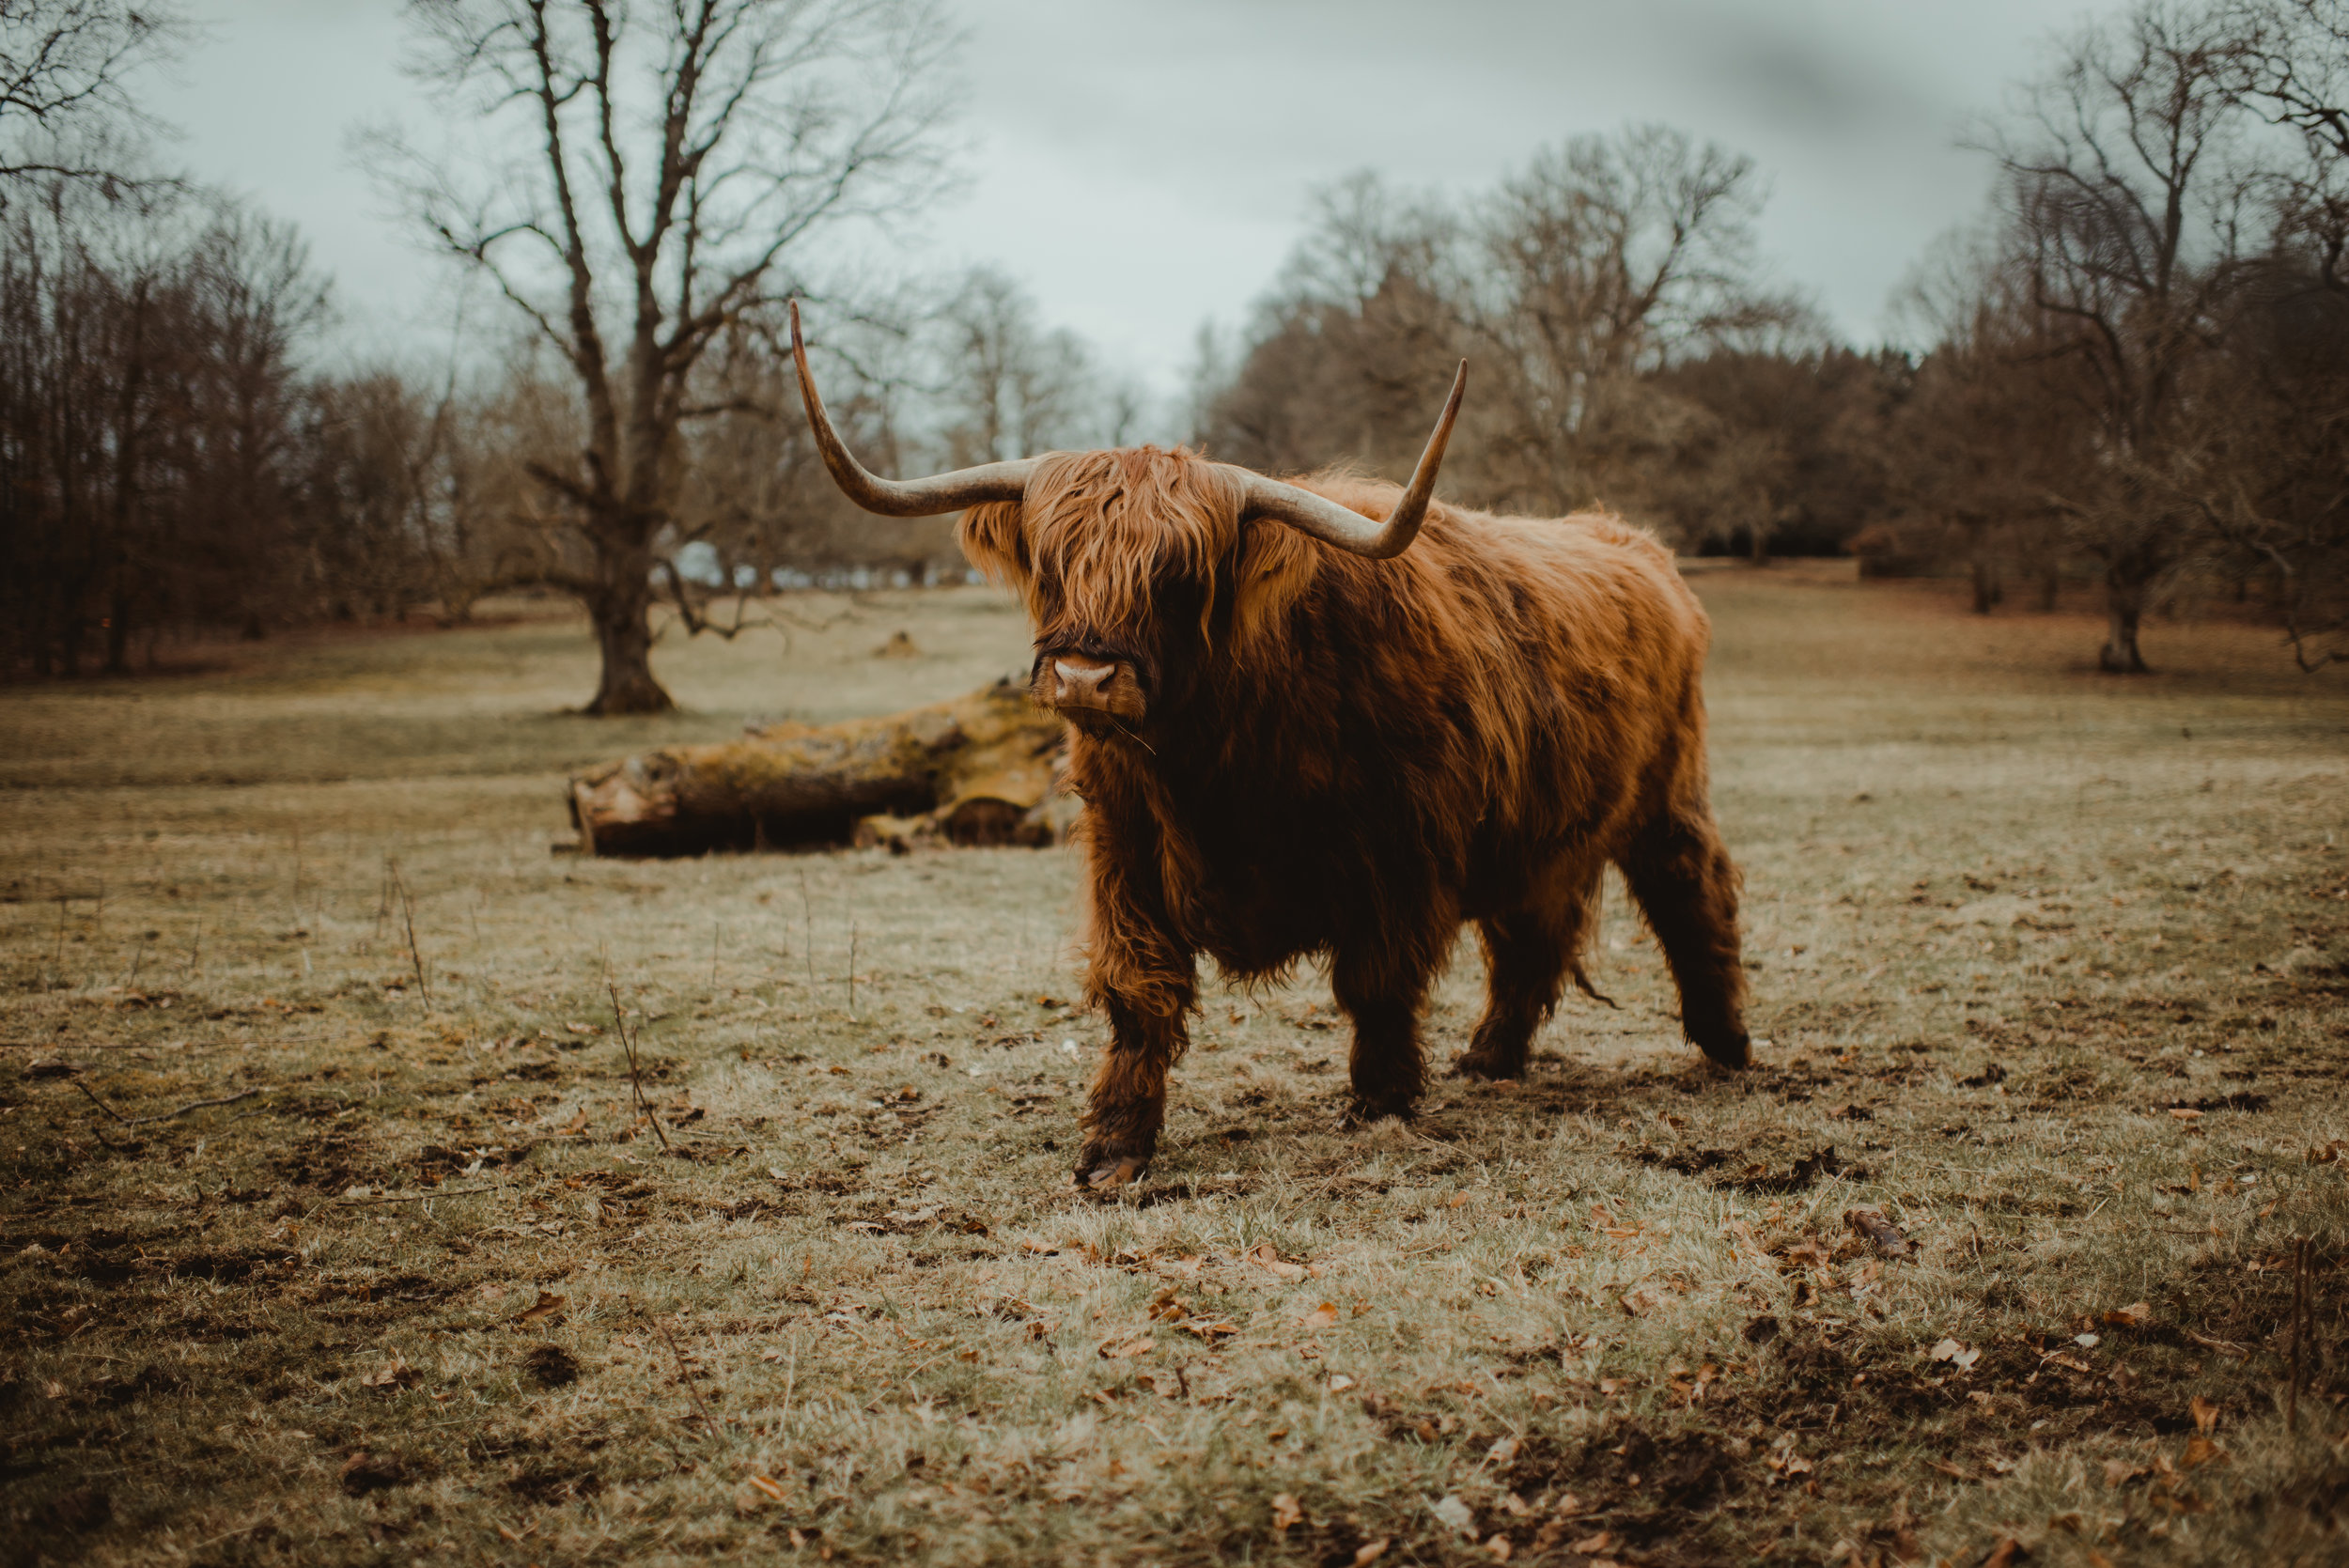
[
  {"x1": 1076, "y1": 993, "x2": 1190, "y2": 1189},
  {"x1": 1332, "y1": 944, "x2": 1437, "y2": 1124},
  {"x1": 1072, "y1": 819, "x2": 1197, "y2": 1190}
]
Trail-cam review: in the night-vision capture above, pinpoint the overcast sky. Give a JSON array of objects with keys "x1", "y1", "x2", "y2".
[{"x1": 146, "y1": 0, "x2": 2131, "y2": 395}]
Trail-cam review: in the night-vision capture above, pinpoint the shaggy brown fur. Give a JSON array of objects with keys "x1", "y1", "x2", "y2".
[{"x1": 959, "y1": 446, "x2": 1750, "y2": 1188}]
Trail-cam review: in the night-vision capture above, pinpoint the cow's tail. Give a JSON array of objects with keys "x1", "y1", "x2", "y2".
[{"x1": 1566, "y1": 863, "x2": 1619, "y2": 1009}]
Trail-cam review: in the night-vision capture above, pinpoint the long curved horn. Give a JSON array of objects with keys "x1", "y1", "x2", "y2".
[
  {"x1": 789, "y1": 300, "x2": 1035, "y2": 517},
  {"x1": 1237, "y1": 359, "x2": 1467, "y2": 558}
]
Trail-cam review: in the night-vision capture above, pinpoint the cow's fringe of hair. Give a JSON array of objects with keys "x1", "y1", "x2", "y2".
[{"x1": 989, "y1": 446, "x2": 1247, "y2": 651}]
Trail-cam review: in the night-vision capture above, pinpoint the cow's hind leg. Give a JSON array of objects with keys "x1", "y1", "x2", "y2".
[
  {"x1": 1455, "y1": 856, "x2": 1597, "y2": 1080},
  {"x1": 1618, "y1": 805, "x2": 1750, "y2": 1069}
]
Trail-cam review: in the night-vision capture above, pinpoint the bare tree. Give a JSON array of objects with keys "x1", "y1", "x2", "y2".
[
  {"x1": 1200, "y1": 135, "x2": 1808, "y2": 526},
  {"x1": 1887, "y1": 229, "x2": 2094, "y2": 613},
  {"x1": 1, "y1": 185, "x2": 328, "y2": 675},
  {"x1": 381, "y1": 0, "x2": 957, "y2": 713},
  {"x1": 0, "y1": 0, "x2": 186, "y2": 198},
  {"x1": 2227, "y1": 0, "x2": 2349, "y2": 165},
  {"x1": 935, "y1": 265, "x2": 1132, "y2": 464},
  {"x1": 1214, "y1": 173, "x2": 1470, "y2": 482},
  {"x1": 1473, "y1": 124, "x2": 1811, "y2": 513},
  {"x1": 1641, "y1": 349, "x2": 1894, "y2": 565},
  {"x1": 1982, "y1": 0, "x2": 2250, "y2": 672},
  {"x1": 2204, "y1": 0, "x2": 2349, "y2": 665}
]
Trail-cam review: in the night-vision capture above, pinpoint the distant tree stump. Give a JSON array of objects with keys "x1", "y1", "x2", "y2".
[{"x1": 567, "y1": 678, "x2": 1068, "y2": 857}]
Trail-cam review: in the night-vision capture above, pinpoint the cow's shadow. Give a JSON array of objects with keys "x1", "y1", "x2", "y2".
[{"x1": 1138, "y1": 1041, "x2": 1847, "y2": 1204}]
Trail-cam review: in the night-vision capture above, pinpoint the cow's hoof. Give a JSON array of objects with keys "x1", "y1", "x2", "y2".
[
  {"x1": 1074, "y1": 1151, "x2": 1149, "y2": 1190},
  {"x1": 1695, "y1": 1029, "x2": 1750, "y2": 1070},
  {"x1": 1339, "y1": 1096, "x2": 1417, "y2": 1129},
  {"x1": 1451, "y1": 1048, "x2": 1526, "y2": 1082}
]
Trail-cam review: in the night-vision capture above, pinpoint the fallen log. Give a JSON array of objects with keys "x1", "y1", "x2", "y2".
[{"x1": 567, "y1": 678, "x2": 1070, "y2": 857}]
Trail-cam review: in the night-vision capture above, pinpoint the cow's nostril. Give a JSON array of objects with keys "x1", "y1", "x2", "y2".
[{"x1": 1054, "y1": 659, "x2": 1112, "y2": 694}]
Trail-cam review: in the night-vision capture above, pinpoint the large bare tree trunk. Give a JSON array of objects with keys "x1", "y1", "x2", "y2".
[
  {"x1": 585, "y1": 535, "x2": 672, "y2": 714},
  {"x1": 568, "y1": 679, "x2": 1067, "y2": 856},
  {"x1": 2099, "y1": 576, "x2": 2150, "y2": 673}
]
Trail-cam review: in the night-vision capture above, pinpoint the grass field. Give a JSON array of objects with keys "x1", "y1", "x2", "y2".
[{"x1": 4, "y1": 567, "x2": 2345, "y2": 1567}]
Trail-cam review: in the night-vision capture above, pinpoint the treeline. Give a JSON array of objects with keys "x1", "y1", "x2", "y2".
[
  {"x1": 1194, "y1": 141, "x2": 1889, "y2": 563},
  {"x1": 0, "y1": 185, "x2": 1136, "y2": 677},
  {"x1": 0, "y1": 0, "x2": 1142, "y2": 689},
  {"x1": 3, "y1": 0, "x2": 2342, "y2": 693},
  {"x1": 1197, "y1": 1, "x2": 2349, "y2": 672},
  {"x1": 2, "y1": 186, "x2": 370, "y2": 674}
]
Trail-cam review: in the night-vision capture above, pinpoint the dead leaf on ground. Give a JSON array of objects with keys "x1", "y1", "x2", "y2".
[
  {"x1": 1485, "y1": 1533, "x2": 1512, "y2": 1560},
  {"x1": 1571, "y1": 1530, "x2": 1612, "y2": 1554},
  {"x1": 359, "y1": 1358, "x2": 422, "y2": 1389},
  {"x1": 514, "y1": 1291, "x2": 567, "y2": 1327},
  {"x1": 1930, "y1": 1337, "x2": 1983, "y2": 1372},
  {"x1": 2184, "y1": 1328, "x2": 2249, "y2": 1359},
  {"x1": 748, "y1": 1474, "x2": 788, "y2": 1501},
  {"x1": 2102, "y1": 1458, "x2": 2150, "y2": 1488},
  {"x1": 2182, "y1": 1435, "x2": 2230, "y2": 1469},
  {"x1": 1778, "y1": 1235, "x2": 1832, "y2": 1270},
  {"x1": 1980, "y1": 1538, "x2": 2028, "y2": 1568},
  {"x1": 1845, "y1": 1207, "x2": 1914, "y2": 1258},
  {"x1": 1270, "y1": 1493, "x2": 1301, "y2": 1533},
  {"x1": 1619, "y1": 1286, "x2": 1661, "y2": 1317},
  {"x1": 1097, "y1": 1337, "x2": 1154, "y2": 1359},
  {"x1": 1299, "y1": 1302, "x2": 1339, "y2": 1328},
  {"x1": 1248, "y1": 1243, "x2": 1307, "y2": 1281},
  {"x1": 2102, "y1": 1300, "x2": 2152, "y2": 1328},
  {"x1": 1352, "y1": 1542, "x2": 1390, "y2": 1565},
  {"x1": 2189, "y1": 1394, "x2": 2219, "y2": 1433},
  {"x1": 338, "y1": 1451, "x2": 409, "y2": 1495}
]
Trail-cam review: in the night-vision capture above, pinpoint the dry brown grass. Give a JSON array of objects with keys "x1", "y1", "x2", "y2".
[{"x1": 3, "y1": 568, "x2": 2345, "y2": 1567}]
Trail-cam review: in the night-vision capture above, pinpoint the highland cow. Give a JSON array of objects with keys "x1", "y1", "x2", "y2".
[{"x1": 789, "y1": 303, "x2": 1750, "y2": 1188}]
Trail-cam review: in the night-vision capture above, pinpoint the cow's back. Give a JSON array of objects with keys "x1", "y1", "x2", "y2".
[{"x1": 1300, "y1": 484, "x2": 1712, "y2": 847}]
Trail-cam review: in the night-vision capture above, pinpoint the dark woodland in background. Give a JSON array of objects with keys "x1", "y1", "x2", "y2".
[{"x1": 3, "y1": 0, "x2": 2346, "y2": 696}]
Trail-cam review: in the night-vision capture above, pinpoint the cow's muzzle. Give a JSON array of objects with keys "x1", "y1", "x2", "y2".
[{"x1": 1038, "y1": 652, "x2": 1147, "y2": 731}]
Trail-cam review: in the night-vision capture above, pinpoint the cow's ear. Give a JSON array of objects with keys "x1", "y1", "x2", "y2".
[
  {"x1": 1229, "y1": 519, "x2": 1316, "y2": 655},
  {"x1": 957, "y1": 501, "x2": 1030, "y2": 588}
]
